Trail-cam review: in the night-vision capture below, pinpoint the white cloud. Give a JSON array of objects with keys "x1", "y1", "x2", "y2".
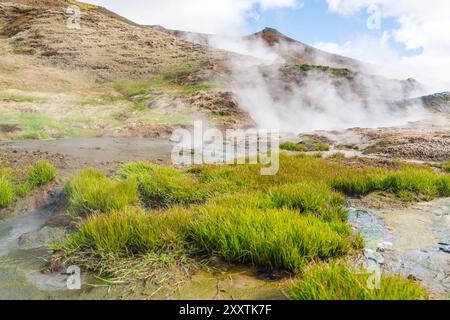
[
  {"x1": 322, "y1": 0, "x2": 450, "y2": 92},
  {"x1": 84, "y1": 0, "x2": 300, "y2": 35}
]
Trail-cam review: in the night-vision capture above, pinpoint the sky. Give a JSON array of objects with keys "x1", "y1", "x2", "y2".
[{"x1": 84, "y1": 0, "x2": 450, "y2": 91}]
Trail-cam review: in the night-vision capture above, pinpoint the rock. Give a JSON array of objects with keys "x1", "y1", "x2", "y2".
[
  {"x1": 18, "y1": 226, "x2": 67, "y2": 250},
  {"x1": 377, "y1": 241, "x2": 393, "y2": 252},
  {"x1": 439, "y1": 247, "x2": 450, "y2": 254}
]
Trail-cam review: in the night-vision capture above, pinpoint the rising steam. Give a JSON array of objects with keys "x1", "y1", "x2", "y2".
[{"x1": 187, "y1": 31, "x2": 429, "y2": 133}]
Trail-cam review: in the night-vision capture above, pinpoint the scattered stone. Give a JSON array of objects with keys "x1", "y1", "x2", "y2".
[{"x1": 377, "y1": 241, "x2": 393, "y2": 252}]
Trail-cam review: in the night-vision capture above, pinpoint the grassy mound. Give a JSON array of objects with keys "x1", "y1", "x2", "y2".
[
  {"x1": 0, "y1": 161, "x2": 57, "y2": 208},
  {"x1": 441, "y1": 161, "x2": 450, "y2": 173},
  {"x1": 291, "y1": 263, "x2": 428, "y2": 300},
  {"x1": 280, "y1": 142, "x2": 308, "y2": 152},
  {"x1": 191, "y1": 206, "x2": 351, "y2": 271},
  {"x1": 117, "y1": 162, "x2": 209, "y2": 208},
  {"x1": 27, "y1": 160, "x2": 57, "y2": 187},
  {"x1": 65, "y1": 169, "x2": 139, "y2": 216},
  {"x1": 280, "y1": 138, "x2": 330, "y2": 153},
  {"x1": 0, "y1": 176, "x2": 14, "y2": 207}
]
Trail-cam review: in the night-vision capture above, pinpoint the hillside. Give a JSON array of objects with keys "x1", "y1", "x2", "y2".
[
  {"x1": 0, "y1": 1, "x2": 254, "y2": 141},
  {"x1": 0, "y1": 1, "x2": 217, "y2": 80},
  {"x1": 247, "y1": 28, "x2": 363, "y2": 71}
]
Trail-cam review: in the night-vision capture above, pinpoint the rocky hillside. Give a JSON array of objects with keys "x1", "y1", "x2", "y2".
[
  {"x1": 419, "y1": 92, "x2": 450, "y2": 113},
  {"x1": 247, "y1": 28, "x2": 363, "y2": 71},
  {"x1": 0, "y1": 0, "x2": 221, "y2": 80}
]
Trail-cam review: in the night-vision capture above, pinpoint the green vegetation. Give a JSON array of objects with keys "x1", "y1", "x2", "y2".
[
  {"x1": 191, "y1": 207, "x2": 350, "y2": 271},
  {"x1": 65, "y1": 169, "x2": 139, "y2": 216},
  {"x1": 441, "y1": 161, "x2": 450, "y2": 173},
  {"x1": 291, "y1": 263, "x2": 428, "y2": 300},
  {"x1": 280, "y1": 138, "x2": 330, "y2": 153},
  {"x1": 365, "y1": 140, "x2": 391, "y2": 154},
  {"x1": 116, "y1": 163, "x2": 208, "y2": 208},
  {"x1": 0, "y1": 161, "x2": 57, "y2": 208},
  {"x1": 0, "y1": 176, "x2": 14, "y2": 207},
  {"x1": 27, "y1": 161, "x2": 57, "y2": 187},
  {"x1": 0, "y1": 109, "x2": 99, "y2": 140},
  {"x1": 331, "y1": 165, "x2": 450, "y2": 201},
  {"x1": 58, "y1": 155, "x2": 447, "y2": 295},
  {"x1": 292, "y1": 64, "x2": 352, "y2": 79},
  {"x1": 303, "y1": 137, "x2": 331, "y2": 152},
  {"x1": 280, "y1": 142, "x2": 308, "y2": 152},
  {"x1": 63, "y1": 207, "x2": 190, "y2": 256}
]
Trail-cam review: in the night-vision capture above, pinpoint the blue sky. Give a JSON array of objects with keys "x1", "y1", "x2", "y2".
[{"x1": 247, "y1": 1, "x2": 409, "y2": 55}]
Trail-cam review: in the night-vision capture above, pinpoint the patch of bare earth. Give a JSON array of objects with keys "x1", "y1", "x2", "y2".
[
  {"x1": 183, "y1": 90, "x2": 255, "y2": 129},
  {"x1": 364, "y1": 131, "x2": 450, "y2": 162}
]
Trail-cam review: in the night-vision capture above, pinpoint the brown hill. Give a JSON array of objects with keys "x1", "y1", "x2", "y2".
[
  {"x1": 0, "y1": 1, "x2": 220, "y2": 80},
  {"x1": 248, "y1": 28, "x2": 362, "y2": 71}
]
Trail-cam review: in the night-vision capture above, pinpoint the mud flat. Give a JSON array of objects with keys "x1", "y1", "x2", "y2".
[{"x1": 0, "y1": 138, "x2": 174, "y2": 174}]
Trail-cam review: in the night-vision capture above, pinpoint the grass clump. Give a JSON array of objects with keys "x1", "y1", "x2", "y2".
[
  {"x1": 62, "y1": 207, "x2": 190, "y2": 256},
  {"x1": 331, "y1": 166, "x2": 450, "y2": 200},
  {"x1": 27, "y1": 161, "x2": 57, "y2": 187},
  {"x1": 117, "y1": 162, "x2": 209, "y2": 208},
  {"x1": 65, "y1": 169, "x2": 139, "y2": 216},
  {"x1": 0, "y1": 176, "x2": 14, "y2": 207},
  {"x1": 268, "y1": 183, "x2": 347, "y2": 222},
  {"x1": 303, "y1": 137, "x2": 331, "y2": 152},
  {"x1": 191, "y1": 207, "x2": 351, "y2": 271},
  {"x1": 280, "y1": 142, "x2": 308, "y2": 152},
  {"x1": 0, "y1": 162, "x2": 57, "y2": 209},
  {"x1": 291, "y1": 262, "x2": 428, "y2": 300},
  {"x1": 280, "y1": 139, "x2": 330, "y2": 153}
]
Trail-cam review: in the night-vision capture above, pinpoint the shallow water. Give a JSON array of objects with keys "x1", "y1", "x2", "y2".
[
  {"x1": 0, "y1": 207, "x2": 286, "y2": 300},
  {"x1": 349, "y1": 198, "x2": 450, "y2": 298}
]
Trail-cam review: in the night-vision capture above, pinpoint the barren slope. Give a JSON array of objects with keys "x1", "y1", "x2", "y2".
[{"x1": 0, "y1": 1, "x2": 217, "y2": 80}]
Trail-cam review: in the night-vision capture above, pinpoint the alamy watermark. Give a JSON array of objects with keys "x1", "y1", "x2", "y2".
[
  {"x1": 65, "y1": 265, "x2": 81, "y2": 290},
  {"x1": 367, "y1": 4, "x2": 382, "y2": 30},
  {"x1": 171, "y1": 121, "x2": 280, "y2": 176},
  {"x1": 66, "y1": 5, "x2": 81, "y2": 29}
]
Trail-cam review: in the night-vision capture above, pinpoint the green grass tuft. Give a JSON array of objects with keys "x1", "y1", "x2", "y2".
[
  {"x1": 0, "y1": 162, "x2": 57, "y2": 209},
  {"x1": 291, "y1": 262, "x2": 428, "y2": 300},
  {"x1": 280, "y1": 142, "x2": 308, "y2": 152},
  {"x1": 65, "y1": 169, "x2": 139, "y2": 216},
  {"x1": 62, "y1": 207, "x2": 190, "y2": 256},
  {"x1": 331, "y1": 166, "x2": 450, "y2": 200},
  {"x1": 190, "y1": 206, "x2": 351, "y2": 271},
  {"x1": 117, "y1": 162, "x2": 209, "y2": 208},
  {"x1": 27, "y1": 161, "x2": 57, "y2": 187},
  {"x1": 0, "y1": 176, "x2": 14, "y2": 207}
]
